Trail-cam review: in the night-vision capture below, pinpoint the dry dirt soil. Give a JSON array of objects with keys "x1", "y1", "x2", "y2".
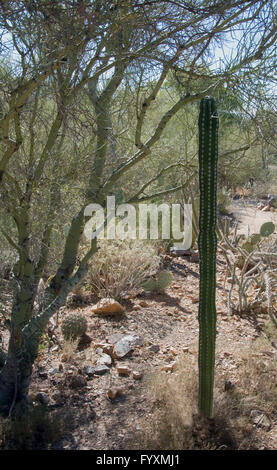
[{"x1": 1, "y1": 200, "x2": 277, "y2": 450}]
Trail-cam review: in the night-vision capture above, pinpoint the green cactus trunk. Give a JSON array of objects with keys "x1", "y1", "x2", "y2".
[{"x1": 198, "y1": 96, "x2": 219, "y2": 418}]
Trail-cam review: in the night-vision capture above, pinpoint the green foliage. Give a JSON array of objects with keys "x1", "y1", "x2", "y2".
[
  {"x1": 197, "y1": 96, "x2": 218, "y2": 418},
  {"x1": 241, "y1": 222, "x2": 276, "y2": 253},
  {"x1": 61, "y1": 313, "x2": 87, "y2": 341},
  {"x1": 142, "y1": 271, "x2": 173, "y2": 292},
  {"x1": 260, "y1": 222, "x2": 275, "y2": 238}
]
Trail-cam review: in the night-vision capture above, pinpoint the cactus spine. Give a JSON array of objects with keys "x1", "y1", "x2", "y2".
[{"x1": 198, "y1": 96, "x2": 219, "y2": 417}]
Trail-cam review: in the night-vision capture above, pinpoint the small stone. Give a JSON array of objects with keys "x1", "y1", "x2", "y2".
[
  {"x1": 48, "y1": 367, "x2": 60, "y2": 375},
  {"x1": 161, "y1": 361, "x2": 177, "y2": 372},
  {"x1": 113, "y1": 334, "x2": 144, "y2": 359},
  {"x1": 91, "y1": 298, "x2": 125, "y2": 315},
  {"x1": 139, "y1": 300, "x2": 148, "y2": 308},
  {"x1": 93, "y1": 365, "x2": 110, "y2": 376},
  {"x1": 149, "y1": 344, "x2": 160, "y2": 353},
  {"x1": 132, "y1": 371, "x2": 143, "y2": 380},
  {"x1": 36, "y1": 392, "x2": 50, "y2": 405},
  {"x1": 183, "y1": 347, "x2": 189, "y2": 353},
  {"x1": 107, "y1": 387, "x2": 124, "y2": 400},
  {"x1": 116, "y1": 365, "x2": 131, "y2": 376},
  {"x1": 83, "y1": 365, "x2": 96, "y2": 378}
]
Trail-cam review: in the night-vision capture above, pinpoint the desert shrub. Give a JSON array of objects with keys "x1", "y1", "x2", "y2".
[
  {"x1": 87, "y1": 239, "x2": 160, "y2": 299},
  {"x1": 0, "y1": 406, "x2": 72, "y2": 450}
]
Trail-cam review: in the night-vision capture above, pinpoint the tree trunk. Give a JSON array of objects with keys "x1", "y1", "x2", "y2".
[{"x1": 0, "y1": 334, "x2": 33, "y2": 416}]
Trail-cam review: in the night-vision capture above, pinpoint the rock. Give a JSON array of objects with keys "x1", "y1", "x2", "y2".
[
  {"x1": 161, "y1": 361, "x2": 177, "y2": 372},
  {"x1": 36, "y1": 392, "x2": 50, "y2": 405},
  {"x1": 107, "y1": 387, "x2": 124, "y2": 400},
  {"x1": 113, "y1": 334, "x2": 144, "y2": 359},
  {"x1": 149, "y1": 344, "x2": 160, "y2": 353},
  {"x1": 91, "y1": 298, "x2": 125, "y2": 315},
  {"x1": 69, "y1": 374, "x2": 87, "y2": 389},
  {"x1": 93, "y1": 365, "x2": 110, "y2": 376},
  {"x1": 132, "y1": 371, "x2": 143, "y2": 380},
  {"x1": 96, "y1": 353, "x2": 112, "y2": 367},
  {"x1": 250, "y1": 410, "x2": 271, "y2": 431},
  {"x1": 116, "y1": 365, "x2": 131, "y2": 376},
  {"x1": 48, "y1": 367, "x2": 60, "y2": 375},
  {"x1": 183, "y1": 347, "x2": 189, "y2": 353},
  {"x1": 138, "y1": 300, "x2": 148, "y2": 308},
  {"x1": 106, "y1": 333, "x2": 125, "y2": 344},
  {"x1": 83, "y1": 365, "x2": 96, "y2": 378}
]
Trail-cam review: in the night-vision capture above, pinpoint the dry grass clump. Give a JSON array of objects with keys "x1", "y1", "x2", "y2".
[
  {"x1": 128, "y1": 332, "x2": 277, "y2": 450},
  {"x1": 127, "y1": 353, "x2": 238, "y2": 450},
  {"x1": 127, "y1": 354, "x2": 198, "y2": 450},
  {"x1": 234, "y1": 330, "x2": 277, "y2": 420},
  {"x1": 87, "y1": 239, "x2": 160, "y2": 300},
  {"x1": 60, "y1": 337, "x2": 80, "y2": 362},
  {"x1": 0, "y1": 405, "x2": 72, "y2": 450}
]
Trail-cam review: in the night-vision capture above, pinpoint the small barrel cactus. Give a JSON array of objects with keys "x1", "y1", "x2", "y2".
[{"x1": 61, "y1": 313, "x2": 87, "y2": 341}]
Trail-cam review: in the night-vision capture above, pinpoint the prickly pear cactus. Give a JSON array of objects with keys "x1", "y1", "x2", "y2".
[
  {"x1": 142, "y1": 271, "x2": 172, "y2": 292},
  {"x1": 61, "y1": 313, "x2": 87, "y2": 341},
  {"x1": 198, "y1": 96, "x2": 219, "y2": 417}
]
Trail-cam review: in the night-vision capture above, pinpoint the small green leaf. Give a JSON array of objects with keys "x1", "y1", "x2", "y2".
[
  {"x1": 260, "y1": 222, "x2": 275, "y2": 237},
  {"x1": 249, "y1": 233, "x2": 261, "y2": 245},
  {"x1": 241, "y1": 241, "x2": 254, "y2": 253}
]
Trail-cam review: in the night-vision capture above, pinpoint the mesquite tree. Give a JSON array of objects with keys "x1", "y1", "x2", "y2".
[{"x1": 0, "y1": 1, "x2": 276, "y2": 416}]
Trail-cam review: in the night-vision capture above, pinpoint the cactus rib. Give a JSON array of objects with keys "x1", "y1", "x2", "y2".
[{"x1": 198, "y1": 96, "x2": 219, "y2": 418}]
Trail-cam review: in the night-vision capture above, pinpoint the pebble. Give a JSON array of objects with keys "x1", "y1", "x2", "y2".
[
  {"x1": 116, "y1": 365, "x2": 131, "y2": 376},
  {"x1": 107, "y1": 388, "x2": 124, "y2": 400},
  {"x1": 36, "y1": 392, "x2": 50, "y2": 405},
  {"x1": 132, "y1": 371, "x2": 143, "y2": 380}
]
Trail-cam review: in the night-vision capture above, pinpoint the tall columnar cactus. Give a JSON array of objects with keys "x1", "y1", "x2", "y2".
[{"x1": 198, "y1": 96, "x2": 219, "y2": 417}]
